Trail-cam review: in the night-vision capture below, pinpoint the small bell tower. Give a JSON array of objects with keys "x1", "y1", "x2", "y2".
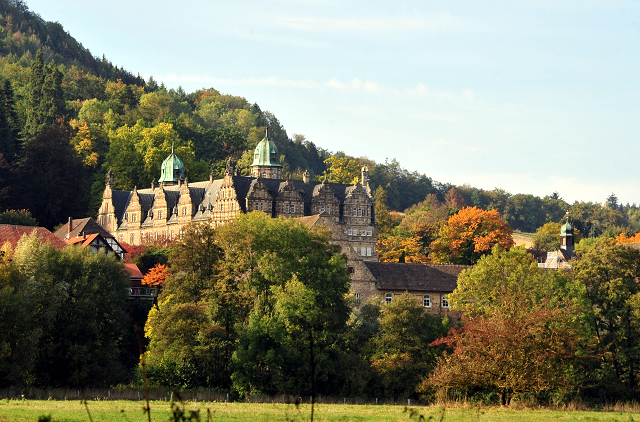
[{"x1": 560, "y1": 211, "x2": 575, "y2": 258}]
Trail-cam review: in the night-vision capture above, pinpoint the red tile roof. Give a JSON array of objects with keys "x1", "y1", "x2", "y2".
[
  {"x1": 66, "y1": 233, "x2": 100, "y2": 248},
  {"x1": 124, "y1": 263, "x2": 144, "y2": 279},
  {"x1": 0, "y1": 225, "x2": 67, "y2": 250}
]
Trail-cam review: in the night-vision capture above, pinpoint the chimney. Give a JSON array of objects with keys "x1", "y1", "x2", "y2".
[
  {"x1": 67, "y1": 217, "x2": 72, "y2": 239},
  {"x1": 303, "y1": 170, "x2": 311, "y2": 184}
]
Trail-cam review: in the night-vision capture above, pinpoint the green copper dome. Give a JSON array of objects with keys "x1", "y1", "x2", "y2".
[
  {"x1": 561, "y1": 221, "x2": 574, "y2": 237},
  {"x1": 251, "y1": 130, "x2": 282, "y2": 168},
  {"x1": 158, "y1": 151, "x2": 185, "y2": 183}
]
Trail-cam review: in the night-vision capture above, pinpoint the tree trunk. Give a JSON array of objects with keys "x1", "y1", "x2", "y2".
[{"x1": 309, "y1": 328, "x2": 316, "y2": 422}]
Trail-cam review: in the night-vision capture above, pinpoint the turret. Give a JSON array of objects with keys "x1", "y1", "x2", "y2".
[
  {"x1": 158, "y1": 147, "x2": 185, "y2": 186},
  {"x1": 560, "y1": 212, "x2": 575, "y2": 258},
  {"x1": 250, "y1": 129, "x2": 283, "y2": 179},
  {"x1": 361, "y1": 165, "x2": 369, "y2": 188}
]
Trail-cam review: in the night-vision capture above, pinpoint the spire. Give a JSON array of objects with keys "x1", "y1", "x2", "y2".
[
  {"x1": 106, "y1": 169, "x2": 114, "y2": 188},
  {"x1": 225, "y1": 158, "x2": 234, "y2": 176}
]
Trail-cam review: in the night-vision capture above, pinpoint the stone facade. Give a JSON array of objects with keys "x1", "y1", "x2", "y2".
[{"x1": 98, "y1": 158, "x2": 379, "y2": 263}]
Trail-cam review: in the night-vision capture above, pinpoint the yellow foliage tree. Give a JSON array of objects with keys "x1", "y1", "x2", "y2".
[
  {"x1": 70, "y1": 119, "x2": 99, "y2": 166},
  {"x1": 377, "y1": 235, "x2": 428, "y2": 263},
  {"x1": 324, "y1": 155, "x2": 362, "y2": 184}
]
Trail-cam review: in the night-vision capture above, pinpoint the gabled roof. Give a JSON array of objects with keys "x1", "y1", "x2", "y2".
[
  {"x1": 365, "y1": 262, "x2": 469, "y2": 293},
  {"x1": 54, "y1": 217, "x2": 114, "y2": 240},
  {"x1": 66, "y1": 233, "x2": 101, "y2": 247},
  {"x1": 0, "y1": 225, "x2": 67, "y2": 250},
  {"x1": 124, "y1": 262, "x2": 143, "y2": 280}
]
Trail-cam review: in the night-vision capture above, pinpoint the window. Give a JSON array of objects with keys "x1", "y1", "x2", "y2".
[
  {"x1": 385, "y1": 293, "x2": 393, "y2": 304},
  {"x1": 366, "y1": 247, "x2": 372, "y2": 256},
  {"x1": 353, "y1": 247, "x2": 358, "y2": 253},
  {"x1": 158, "y1": 210, "x2": 162, "y2": 219},
  {"x1": 262, "y1": 172, "x2": 267, "y2": 178},
  {"x1": 231, "y1": 203, "x2": 235, "y2": 211},
  {"x1": 291, "y1": 204, "x2": 296, "y2": 213},
  {"x1": 352, "y1": 208, "x2": 357, "y2": 216},
  {"x1": 118, "y1": 234, "x2": 124, "y2": 242},
  {"x1": 220, "y1": 204, "x2": 224, "y2": 211},
  {"x1": 348, "y1": 228, "x2": 352, "y2": 235},
  {"x1": 285, "y1": 204, "x2": 290, "y2": 213},
  {"x1": 171, "y1": 231, "x2": 174, "y2": 239},
  {"x1": 367, "y1": 228, "x2": 372, "y2": 236},
  {"x1": 130, "y1": 234, "x2": 135, "y2": 244},
  {"x1": 347, "y1": 266, "x2": 354, "y2": 274},
  {"x1": 361, "y1": 229, "x2": 366, "y2": 236},
  {"x1": 423, "y1": 295, "x2": 431, "y2": 308},
  {"x1": 179, "y1": 230, "x2": 184, "y2": 239},
  {"x1": 442, "y1": 295, "x2": 449, "y2": 308},
  {"x1": 358, "y1": 208, "x2": 363, "y2": 217},
  {"x1": 354, "y1": 293, "x2": 360, "y2": 299},
  {"x1": 327, "y1": 206, "x2": 331, "y2": 214},
  {"x1": 320, "y1": 206, "x2": 325, "y2": 212},
  {"x1": 361, "y1": 247, "x2": 366, "y2": 256}
]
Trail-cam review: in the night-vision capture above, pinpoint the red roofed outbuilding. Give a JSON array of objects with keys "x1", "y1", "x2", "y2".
[{"x1": 0, "y1": 225, "x2": 67, "y2": 250}]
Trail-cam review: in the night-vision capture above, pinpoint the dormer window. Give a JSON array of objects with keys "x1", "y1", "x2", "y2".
[{"x1": 262, "y1": 172, "x2": 267, "y2": 178}]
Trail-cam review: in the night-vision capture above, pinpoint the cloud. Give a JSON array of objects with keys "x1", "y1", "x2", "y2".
[
  {"x1": 271, "y1": 13, "x2": 487, "y2": 33},
  {"x1": 157, "y1": 74, "x2": 319, "y2": 89},
  {"x1": 155, "y1": 74, "x2": 477, "y2": 106},
  {"x1": 325, "y1": 78, "x2": 381, "y2": 92}
]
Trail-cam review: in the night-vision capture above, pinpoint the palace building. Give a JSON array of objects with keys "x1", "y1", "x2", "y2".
[{"x1": 97, "y1": 131, "x2": 379, "y2": 262}]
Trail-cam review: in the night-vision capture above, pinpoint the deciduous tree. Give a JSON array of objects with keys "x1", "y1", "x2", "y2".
[
  {"x1": 368, "y1": 294, "x2": 448, "y2": 399},
  {"x1": 430, "y1": 207, "x2": 514, "y2": 265},
  {"x1": 424, "y1": 247, "x2": 587, "y2": 405},
  {"x1": 572, "y1": 241, "x2": 640, "y2": 392}
]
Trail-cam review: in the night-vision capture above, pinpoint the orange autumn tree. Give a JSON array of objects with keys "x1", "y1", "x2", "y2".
[
  {"x1": 430, "y1": 206, "x2": 514, "y2": 265},
  {"x1": 377, "y1": 235, "x2": 428, "y2": 263},
  {"x1": 616, "y1": 232, "x2": 640, "y2": 244},
  {"x1": 142, "y1": 263, "x2": 168, "y2": 287}
]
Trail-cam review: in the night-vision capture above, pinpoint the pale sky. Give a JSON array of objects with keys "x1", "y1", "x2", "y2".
[{"x1": 26, "y1": 0, "x2": 640, "y2": 204}]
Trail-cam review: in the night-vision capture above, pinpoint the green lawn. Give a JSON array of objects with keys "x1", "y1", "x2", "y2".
[{"x1": 0, "y1": 399, "x2": 638, "y2": 422}]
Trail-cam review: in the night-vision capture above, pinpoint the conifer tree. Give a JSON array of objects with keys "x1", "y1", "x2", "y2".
[
  {"x1": 0, "y1": 79, "x2": 19, "y2": 162},
  {"x1": 22, "y1": 51, "x2": 65, "y2": 143},
  {"x1": 23, "y1": 49, "x2": 46, "y2": 142}
]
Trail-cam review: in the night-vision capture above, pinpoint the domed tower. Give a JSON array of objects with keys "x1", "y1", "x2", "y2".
[
  {"x1": 560, "y1": 213, "x2": 575, "y2": 258},
  {"x1": 250, "y1": 129, "x2": 282, "y2": 179},
  {"x1": 158, "y1": 148, "x2": 185, "y2": 186}
]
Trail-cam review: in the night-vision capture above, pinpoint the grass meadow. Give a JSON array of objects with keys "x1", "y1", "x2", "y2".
[{"x1": 0, "y1": 399, "x2": 640, "y2": 422}]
